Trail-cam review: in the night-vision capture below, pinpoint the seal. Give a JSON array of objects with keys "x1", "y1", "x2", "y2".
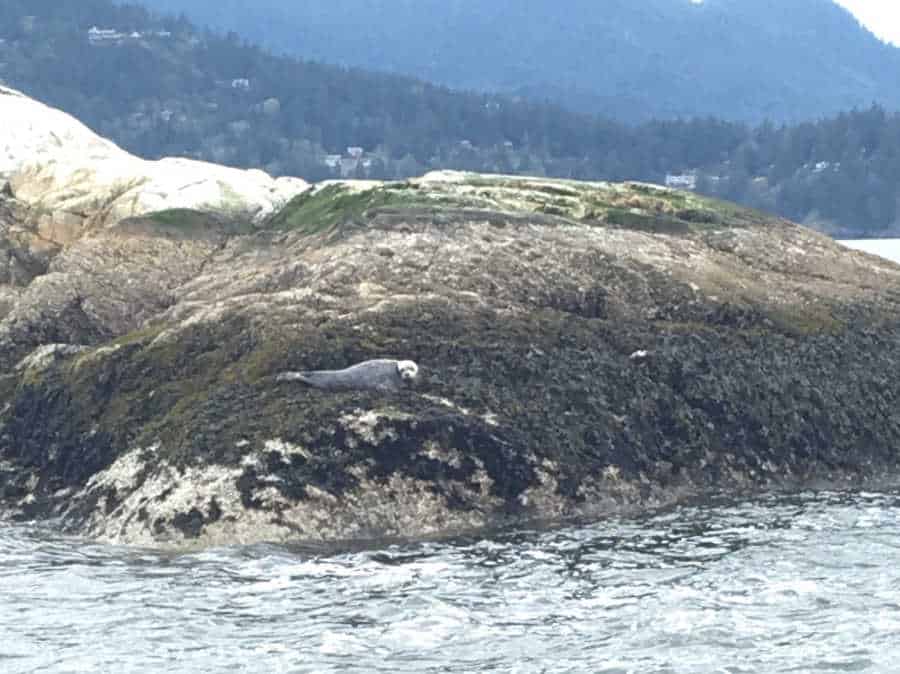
[{"x1": 276, "y1": 359, "x2": 419, "y2": 392}]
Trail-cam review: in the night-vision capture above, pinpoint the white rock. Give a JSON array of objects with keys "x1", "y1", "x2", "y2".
[
  {"x1": 0, "y1": 85, "x2": 309, "y2": 226},
  {"x1": 16, "y1": 343, "x2": 88, "y2": 373}
]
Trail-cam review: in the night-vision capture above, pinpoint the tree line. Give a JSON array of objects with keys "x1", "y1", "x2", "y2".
[{"x1": 1, "y1": 0, "x2": 899, "y2": 234}]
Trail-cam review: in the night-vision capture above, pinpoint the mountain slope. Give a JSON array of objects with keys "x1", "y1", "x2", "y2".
[
  {"x1": 7, "y1": 0, "x2": 900, "y2": 233},
  {"x1": 0, "y1": 0, "x2": 749, "y2": 183},
  {"x1": 127, "y1": 0, "x2": 900, "y2": 122}
]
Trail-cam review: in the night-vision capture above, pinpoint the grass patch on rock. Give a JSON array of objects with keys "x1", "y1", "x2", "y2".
[
  {"x1": 266, "y1": 184, "x2": 413, "y2": 235},
  {"x1": 604, "y1": 208, "x2": 690, "y2": 234},
  {"x1": 115, "y1": 208, "x2": 253, "y2": 238},
  {"x1": 262, "y1": 173, "x2": 770, "y2": 239}
]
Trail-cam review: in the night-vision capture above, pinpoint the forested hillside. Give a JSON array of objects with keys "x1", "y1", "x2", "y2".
[
  {"x1": 128, "y1": 0, "x2": 900, "y2": 124},
  {"x1": 2, "y1": 0, "x2": 900, "y2": 234}
]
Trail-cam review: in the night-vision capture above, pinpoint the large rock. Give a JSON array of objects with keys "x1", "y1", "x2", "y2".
[
  {"x1": 0, "y1": 86, "x2": 308, "y2": 230},
  {"x1": 3, "y1": 96, "x2": 900, "y2": 549},
  {"x1": 3, "y1": 169, "x2": 900, "y2": 549}
]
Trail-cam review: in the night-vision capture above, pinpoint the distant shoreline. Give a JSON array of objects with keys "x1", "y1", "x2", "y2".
[{"x1": 838, "y1": 239, "x2": 900, "y2": 265}]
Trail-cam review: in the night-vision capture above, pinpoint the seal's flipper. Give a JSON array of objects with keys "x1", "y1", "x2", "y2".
[
  {"x1": 283, "y1": 370, "x2": 341, "y2": 389},
  {"x1": 295, "y1": 371, "x2": 328, "y2": 388}
]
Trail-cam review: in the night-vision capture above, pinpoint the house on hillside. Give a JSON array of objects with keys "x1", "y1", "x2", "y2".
[
  {"x1": 88, "y1": 26, "x2": 170, "y2": 46},
  {"x1": 319, "y1": 148, "x2": 378, "y2": 177},
  {"x1": 88, "y1": 26, "x2": 125, "y2": 45},
  {"x1": 665, "y1": 172, "x2": 697, "y2": 191},
  {"x1": 340, "y1": 157, "x2": 360, "y2": 177}
]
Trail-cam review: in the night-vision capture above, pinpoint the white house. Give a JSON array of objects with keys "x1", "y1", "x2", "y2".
[
  {"x1": 664, "y1": 172, "x2": 698, "y2": 191},
  {"x1": 88, "y1": 26, "x2": 125, "y2": 44}
]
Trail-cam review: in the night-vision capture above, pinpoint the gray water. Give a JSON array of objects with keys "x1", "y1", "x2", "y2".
[
  {"x1": 838, "y1": 239, "x2": 900, "y2": 265},
  {"x1": 3, "y1": 492, "x2": 900, "y2": 673}
]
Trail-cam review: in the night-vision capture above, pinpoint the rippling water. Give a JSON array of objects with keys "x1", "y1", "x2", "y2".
[{"x1": 4, "y1": 491, "x2": 900, "y2": 672}]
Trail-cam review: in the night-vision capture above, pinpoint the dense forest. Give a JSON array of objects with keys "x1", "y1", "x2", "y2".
[
  {"x1": 127, "y1": 0, "x2": 900, "y2": 124},
  {"x1": 1, "y1": 0, "x2": 900, "y2": 235}
]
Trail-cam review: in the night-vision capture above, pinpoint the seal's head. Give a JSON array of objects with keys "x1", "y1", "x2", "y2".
[{"x1": 396, "y1": 360, "x2": 419, "y2": 385}]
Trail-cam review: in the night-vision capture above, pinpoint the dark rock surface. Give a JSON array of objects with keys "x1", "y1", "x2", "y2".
[{"x1": 3, "y1": 170, "x2": 900, "y2": 548}]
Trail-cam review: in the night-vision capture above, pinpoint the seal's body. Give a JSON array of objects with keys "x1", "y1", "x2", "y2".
[{"x1": 276, "y1": 359, "x2": 419, "y2": 392}]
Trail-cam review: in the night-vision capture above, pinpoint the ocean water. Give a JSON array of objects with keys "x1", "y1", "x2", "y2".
[
  {"x1": 3, "y1": 491, "x2": 900, "y2": 673},
  {"x1": 838, "y1": 239, "x2": 900, "y2": 265}
]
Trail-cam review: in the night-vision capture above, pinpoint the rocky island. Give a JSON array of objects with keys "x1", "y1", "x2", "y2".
[{"x1": 2, "y1": 86, "x2": 900, "y2": 548}]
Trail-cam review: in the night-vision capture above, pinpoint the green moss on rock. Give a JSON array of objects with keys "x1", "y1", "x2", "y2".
[
  {"x1": 265, "y1": 184, "x2": 414, "y2": 235},
  {"x1": 117, "y1": 208, "x2": 253, "y2": 237},
  {"x1": 262, "y1": 173, "x2": 760, "y2": 239}
]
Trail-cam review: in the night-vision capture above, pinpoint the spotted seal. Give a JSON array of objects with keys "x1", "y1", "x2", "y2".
[{"x1": 276, "y1": 359, "x2": 419, "y2": 392}]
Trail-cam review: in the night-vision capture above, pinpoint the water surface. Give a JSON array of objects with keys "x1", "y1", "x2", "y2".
[
  {"x1": 839, "y1": 238, "x2": 900, "y2": 265},
  {"x1": 3, "y1": 491, "x2": 900, "y2": 673}
]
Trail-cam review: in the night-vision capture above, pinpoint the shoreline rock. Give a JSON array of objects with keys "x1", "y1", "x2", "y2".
[{"x1": 3, "y1": 90, "x2": 900, "y2": 549}]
